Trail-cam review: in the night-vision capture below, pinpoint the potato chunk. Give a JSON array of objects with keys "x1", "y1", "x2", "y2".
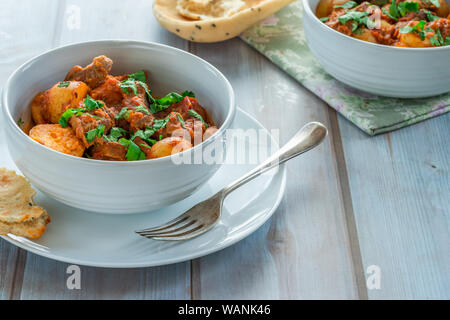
[
  {"x1": 316, "y1": 0, "x2": 348, "y2": 17},
  {"x1": 436, "y1": 0, "x2": 450, "y2": 17},
  {"x1": 29, "y1": 124, "x2": 85, "y2": 157},
  {"x1": 31, "y1": 81, "x2": 90, "y2": 124},
  {"x1": 353, "y1": 29, "x2": 377, "y2": 43},
  {"x1": 149, "y1": 137, "x2": 193, "y2": 159},
  {"x1": 398, "y1": 32, "x2": 432, "y2": 47}
]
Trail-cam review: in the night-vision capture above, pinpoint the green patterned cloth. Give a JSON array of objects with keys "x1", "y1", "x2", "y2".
[{"x1": 240, "y1": 1, "x2": 450, "y2": 135}]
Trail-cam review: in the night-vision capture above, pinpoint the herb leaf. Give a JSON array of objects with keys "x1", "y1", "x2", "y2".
[
  {"x1": 149, "y1": 91, "x2": 196, "y2": 114},
  {"x1": 338, "y1": 11, "x2": 369, "y2": 25},
  {"x1": 103, "y1": 127, "x2": 128, "y2": 142},
  {"x1": 119, "y1": 139, "x2": 146, "y2": 161},
  {"x1": 85, "y1": 124, "x2": 105, "y2": 143},
  {"x1": 399, "y1": 20, "x2": 426, "y2": 34},
  {"x1": 84, "y1": 95, "x2": 104, "y2": 110},
  {"x1": 389, "y1": 0, "x2": 400, "y2": 20},
  {"x1": 177, "y1": 114, "x2": 186, "y2": 129},
  {"x1": 59, "y1": 108, "x2": 86, "y2": 127},
  {"x1": 115, "y1": 107, "x2": 131, "y2": 120},
  {"x1": 57, "y1": 81, "x2": 71, "y2": 88},
  {"x1": 424, "y1": 10, "x2": 440, "y2": 21},
  {"x1": 134, "y1": 104, "x2": 150, "y2": 115},
  {"x1": 128, "y1": 70, "x2": 146, "y2": 82},
  {"x1": 188, "y1": 109, "x2": 209, "y2": 128},
  {"x1": 398, "y1": 2, "x2": 419, "y2": 16},
  {"x1": 429, "y1": 28, "x2": 444, "y2": 46},
  {"x1": 120, "y1": 79, "x2": 138, "y2": 95},
  {"x1": 333, "y1": 1, "x2": 358, "y2": 9}
]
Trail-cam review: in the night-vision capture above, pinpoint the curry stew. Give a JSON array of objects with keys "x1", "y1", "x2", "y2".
[
  {"x1": 27, "y1": 56, "x2": 218, "y2": 161},
  {"x1": 316, "y1": 0, "x2": 450, "y2": 47}
]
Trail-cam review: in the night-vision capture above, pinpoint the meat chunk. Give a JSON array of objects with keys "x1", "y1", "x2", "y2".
[
  {"x1": 159, "y1": 96, "x2": 212, "y2": 126},
  {"x1": 91, "y1": 75, "x2": 124, "y2": 105},
  {"x1": 126, "y1": 111, "x2": 154, "y2": 133},
  {"x1": 69, "y1": 107, "x2": 115, "y2": 148},
  {"x1": 90, "y1": 140, "x2": 126, "y2": 161},
  {"x1": 65, "y1": 55, "x2": 113, "y2": 89}
]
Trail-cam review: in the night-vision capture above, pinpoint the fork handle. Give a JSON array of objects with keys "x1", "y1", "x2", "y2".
[{"x1": 222, "y1": 122, "x2": 328, "y2": 197}]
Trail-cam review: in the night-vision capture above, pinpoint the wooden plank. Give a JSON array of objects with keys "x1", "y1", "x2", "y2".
[
  {"x1": 57, "y1": 0, "x2": 186, "y2": 48},
  {"x1": 190, "y1": 39, "x2": 361, "y2": 299},
  {"x1": 339, "y1": 113, "x2": 450, "y2": 299},
  {"x1": 19, "y1": 255, "x2": 190, "y2": 299},
  {"x1": 0, "y1": 0, "x2": 60, "y2": 83},
  {"x1": 0, "y1": 0, "x2": 60, "y2": 300},
  {"x1": 14, "y1": 0, "x2": 192, "y2": 300}
]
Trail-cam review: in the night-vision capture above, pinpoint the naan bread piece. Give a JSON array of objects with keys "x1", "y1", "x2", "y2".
[
  {"x1": 154, "y1": 0, "x2": 296, "y2": 42},
  {"x1": 0, "y1": 168, "x2": 50, "y2": 239},
  {"x1": 176, "y1": 0, "x2": 246, "y2": 20}
]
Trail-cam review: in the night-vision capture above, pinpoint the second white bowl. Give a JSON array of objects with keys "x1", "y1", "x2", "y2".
[{"x1": 303, "y1": 0, "x2": 450, "y2": 98}]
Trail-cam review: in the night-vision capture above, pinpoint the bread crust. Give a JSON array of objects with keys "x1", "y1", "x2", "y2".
[{"x1": 0, "y1": 168, "x2": 50, "y2": 239}]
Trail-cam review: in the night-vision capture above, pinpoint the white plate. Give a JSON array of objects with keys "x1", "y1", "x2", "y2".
[{"x1": 0, "y1": 109, "x2": 286, "y2": 268}]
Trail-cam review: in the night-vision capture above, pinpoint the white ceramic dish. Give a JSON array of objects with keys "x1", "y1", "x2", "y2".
[
  {"x1": 0, "y1": 109, "x2": 286, "y2": 268},
  {"x1": 302, "y1": 0, "x2": 450, "y2": 98},
  {"x1": 1, "y1": 40, "x2": 235, "y2": 214}
]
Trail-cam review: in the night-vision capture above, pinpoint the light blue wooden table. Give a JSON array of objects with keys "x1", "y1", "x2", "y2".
[{"x1": 0, "y1": 0, "x2": 449, "y2": 299}]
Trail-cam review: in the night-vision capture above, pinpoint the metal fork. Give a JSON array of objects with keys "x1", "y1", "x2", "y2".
[{"x1": 136, "y1": 122, "x2": 328, "y2": 241}]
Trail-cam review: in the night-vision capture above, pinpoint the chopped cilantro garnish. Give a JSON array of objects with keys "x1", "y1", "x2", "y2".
[
  {"x1": 130, "y1": 130, "x2": 157, "y2": 146},
  {"x1": 111, "y1": 127, "x2": 128, "y2": 137},
  {"x1": 389, "y1": 0, "x2": 401, "y2": 19},
  {"x1": 120, "y1": 71, "x2": 150, "y2": 97},
  {"x1": 397, "y1": 2, "x2": 419, "y2": 16},
  {"x1": 177, "y1": 114, "x2": 186, "y2": 129},
  {"x1": 122, "y1": 71, "x2": 195, "y2": 115},
  {"x1": 338, "y1": 11, "x2": 376, "y2": 30},
  {"x1": 371, "y1": 0, "x2": 388, "y2": 6},
  {"x1": 120, "y1": 79, "x2": 138, "y2": 95},
  {"x1": 333, "y1": 1, "x2": 357, "y2": 9},
  {"x1": 85, "y1": 124, "x2": 105, "y2": 143},
  {"x1": 106, "y1": 127, "x2": 128, "y2": 141},
  {"x1": 400, "y1": 20, "x2": 427, "y2": 41},
  {"x1": 429, "y1": 28, "x2": 445, "y2": 46},
  {"x1": 84, "y1": 95, "x2": 104, "y2": 110},
  {"x1": 59, "y1": 108, "x2": 86, "y2": 127},
  {"x1": 149, "y1": 91, "x2": 196, "y2": 114},
  {"x1": 134, "y1": 104, "x2": 150, "y2": 115},
  {"x1": 424, "y1": 10, "x2": 440, "y2": 21},
  {"x1": 17, "y1": 118, "x2": 24, "y2": 126},
  {"x1": 445, "y1": 36, "x2": 450, "y2": 46},
  {"x1": 320, "y1": 17, "x2": 329, "y2": 22},
  {"x1": 182, "y1": 91, "x2": 195, "y2": 98},
  {"x1": 338, "y1": 11, "x2": 368, "y2": 25},
  {"x1": 128, "y1": 70, "x2": 146, "y2": 82},
  {"x1": 385, "y1": 1, "x2": 419, "y2": 21},
  {"x1": 145, "y1": 118, "x2": 169, "y2": 137},
  {"x1": 119, "y1": 138, "x2": 146, "y2": 161},
  {"x1": 115, "y1": 107, "x2": 131, "y2": 120},
  {"x1": 57, "y1": 81, "x2": 71, "y2": 88},
  {"x1": 188, "y1": 109, "x2": 209, "y2": 128}
]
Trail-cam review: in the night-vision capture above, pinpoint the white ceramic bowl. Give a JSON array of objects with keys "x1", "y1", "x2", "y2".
[
  {"x1": 2, "y1": 40, "x2": 235, "y2": 214},
  {"x1": 303, "y1": 0, "x2": 450, "y2": 98}
]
